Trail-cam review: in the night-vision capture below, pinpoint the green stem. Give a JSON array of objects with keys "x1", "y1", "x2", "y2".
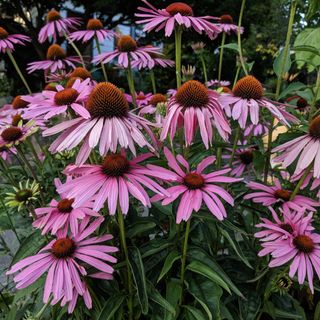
[
  {"x1": 0, "y1": 157, "x2": 17, "y2": 186},
  {"x1": 6, "y1": 49, "x2": 32, "y2": 94},
  {"x1": 237, "y1": 0, "x2": 248, "y2": 75},
  {"x1": 35, "y1": 300, "x2": 51, "y2": 319},
  {"x1": 27, "y1": 140, "x2": 42, "y2": 169},
  {"x1": 117, "y1": 208, "x2": 133, "y2": 320},
  {"x1": 175, "y1": 27, "x2": 183, "y2": 88},
  {"x1": 218, "y1": 32, "x2": 226, "y2": 82},
  {"x1": 229, "y1": 127, "x2": 241, "y2": 166},
  {"x1": 150, "y1": 69, "x2": 157, "y2": 94},
  {"x1": 233, "y1": 65, "x2": 241, "y2": 88},
  {"x1": 199, "y1": 53, "x2": 208, "y2": 83},
  {"x1": 126, "y1": 56, "x2": 137, "y2": 108},
  {"x1": 290, "y1": 164, "x2": 312, "y2": 200},
  {"x1": 64, "y1": 32, "x2": 85, "y2": 68},
  {"x1": 275, "y1": 0, "x2": 297, "y2": 100},
  {"x1": 309, "y1": 68, "x2": 320, "y2": 122},
  {"x1": 95, "y1": 36, "x2": 108, "y2": 82},
  {"x1": 0, "y1": 197, "x2": 20, "y2": 242},
  {"x1": 180, "y1": 218, "x2": 191, "y2": 304}
]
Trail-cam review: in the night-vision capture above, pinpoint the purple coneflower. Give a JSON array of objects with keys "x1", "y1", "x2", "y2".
[
  {"x1": 69, "y1": 18, "x2": 116, "y2": 43},
  {"x1": 139, "y1": 93, "x2": 168, "y2": 125},
  {"x1": 43, "y1": 82, "x2": 157, "y2": 164},
  {"x1": 219, "y1": 75, "x2": 298, "y2": 128},
  {"x1": 244, "y1": 178, "x2": 320, "y2": 212},
  {"x1": 244, "y1": 123, "x2": 269, "y2": 137},
  {"x1": 38, "y1": 9, "x2": 81, "y2": 43},
  {"x1": 149, "y1": 147, "x2": 241, "y2": 223},
  {"x1": 125, "y1": 91, "x2": 153, "y2": 107},
  {"x1": 217, "y1": 14, "x2": 243, "y2": 35},
  {"x1": 135, "y1": 1, "x2": 220, "y2": 38},
  {"x1": 58, "y1": 152, "x2": 170, "y2": 213},
  {"x1": 27, "y1": 44, "x2": 81, "y2": 74},
  {"x1": 0, "y1": 27, "x2": 30, "y2": 53},
  {"x1": 7, "y1": 218, "x2": 118, "y2": 305},
  {"x1": 206, "y1": 79, "x2": 231, "y2": 88},
  {"x1": 161, "y1": 80, "x2": 231, "y2": 148}
]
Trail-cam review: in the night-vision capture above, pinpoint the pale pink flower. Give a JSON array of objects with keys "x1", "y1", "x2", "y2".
[
  {"x1": 291, "y1": 169, "x2": 320, "y2": 199},
  {"x1": 219, "y1": 75, "x2": 298, "y2": 129},
  {"x1": 244, "y1": 178, "x2": 320, "y2": 212},
  {"x1": 216, "y1": 14, "x2": 243, "y2": 35},
  {"x1": 139, "y1": 93, "x2": 168, "y2": 125},
  {"x1": 206, "y1": 79, "x2": 230, "y2": 88},
  {"x1": 135, "y1": 1, "x2": 221, "y2": 38},
  {"x1": 38, "y1": 10, "x2": 81, "y2": 43},
  {"x1": 32, "y1": 178, "x2": 101, "y2": 236},
  {"x1": 161, "y1": 80, "x2": 231, "y2": 148},
  {"x1": 244, "y1": 123, "x2": 269, "y2": 137},
  {"x1": 0, "y1": 27, "x2": 30, "y2": 53},
  {"x1": 69, "y1": 18, "x2": 116, "y2": 43},
  {"x1": 58, "y1": 152, "x2": 170, "y2": 214},
  {"x1": 148, "y1": 147, "x2": 241, "y2": 223},
  {"x1": 125, "y1": 91, "x2": 153, "y2": 107},
  {"x1": 43, "y1": 82, "x2": 157, "y2": 164},
  {"x1": 7, "y1": 218, "x2": 118, "y2": 305}
]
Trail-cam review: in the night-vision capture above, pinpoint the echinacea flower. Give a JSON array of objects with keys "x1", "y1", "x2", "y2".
[
  {"x1": 0, "y1": 121, "x2": 37, "y2": 148},
  {"x1": 244, "y1": 123, "x2": 269, "y2": 137},
  {"x1": 38, "y1": 9, "x2": 81, "y2": 43},
  {"x1": 33, "y1": 178, "x2": 101, "y2": 236},
  {"x1": 135, "y1": 1, "x2": 221, "y2": 38},
  {"x1": 161, "y1": 80, "x2": 231, "y2": 148},
  {"x1": 69, "y1": 18, "x2": 116, "y2": 43},
  {"x1": 23, "y1": 78, "x2": 91, "y2": 121},
  {"x1": 7, "y1": 218, "x2": 118, "y2": 306},
  {"x1": 217, "y1": 15, "x2": 243, "y2": 35},
  {"x1": 92, "y1": 35, "x2": 158, "y2": 69},
  {"x1": 291, "y1": 169, "x2": 320, "y2": 199},
  {"x1": 272, "y1": 115, "x2": 320, "y2": 179},
  {"x1": 206, "y1": 79, "x2": 231, "y2": 88},
  {"x1": 43, "y1": 82, "x2": 157, "y2": 164},
  {"x1": 286, "y1": 95, "x2": 309, "y2": 113},
  {"x1": 125, "y1": 91, "x2": 153, "y2": 107},
  {"x1": 27, "y1": 44, "x2": 81, "y2": 74},
  {"x1": 58, "y1": 152, "x2": 170, "y2": 213},
  {"x1": 244, "y1": 178, "x2": 320, "y2": 212},
  {"x1": 139, "y1": 93, "x2": 168, "y2": 124},
  {"x1": 149, "y1": 148, "x2": 241, "y2": 223},
  {"x1": 0, "y1": 145, "x2": 15, "y2": 161},
  {"x1": 0, "y1": 26, "x2": 30, "y2": 53},
  {"x1": 219, "y1": 75, "x2": 298, "y2": 129},
  {"x1": 5, "y1": 180, "x2": 40, "y2": 211},
  {"x1": 256, "y1": 215, "x2": 320, "y2": 293}
]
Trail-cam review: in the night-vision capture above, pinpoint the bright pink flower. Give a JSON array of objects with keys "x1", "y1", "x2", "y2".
[
  {"x1": 244, "y1": 178, "x2": 320, "y2": 212},
  {"x1": 43, "y1": 82, "x2": 157, "y2": 164},
  {"x1": 161, "y1": 80, "x2": 231, "y2": 148},
  {"x1": 217, "y1": 14, "x2": 243, "y2": 35},
  {"x1": 219, "y1": 75, "x2": 298, "y2": 129},
  {"x1": 92, "y1": 35, "x2": 157, "y2": 69},
  {"x1": 125, "y1": 91, "x2": 153, "y2": 107},
  {"x1": 33, "y1": 178, "x2": 101, "y2": 236},
  {"x1": 139, "y1": 93, "x2": 168, "y2": 125},
  {"x1": 243, "y1": 123, "x2": 269, "y2": 137},
  {"x1": 23, "y1": 78, "x2": 92, "y2": 120},
  {"x1": 0, "y1": 26, "x2": 30, "y2": 53},
  {"x1": 27, "y1": 44, "x2": 81, "y2": 74},
  {"x1": 69, "y1": 18, "x2": 116, "y2": 43},
  {"x1": 38, "y1": 10, "x2": 81, "y2": 43},
  {"x1": 206, "y1": 79, "x2": 231, "y2": 88},
  {"x1": 256, "y1": 214, "x2": 320, "y2": 293},
  {"x1": 149, "y1": 147, "x2": 241, "y2": 223},
  {"x1": 135, "y1": 1, "x2": 221, "y2": 38},
  {"x1": 291, "y1": 169, "x2": 320, "y2": 199},
  {"x1": 272, "y1": 115, "x2": 320, "y2": 179},
  {"x1": 7, "y1": 218, "x2": 118, "y2": 305},
  {"x1": 58, "y1": 152, "x2": 170, "y2": 214}
]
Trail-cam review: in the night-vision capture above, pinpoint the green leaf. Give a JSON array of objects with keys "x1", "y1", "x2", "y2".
[
  {"x1": 220, "y1": 43, "x2": 239, "y2": 52},
  {"x1": 184, "y1": 305, "x2": 207, "y2": 320},
  {"x1": 164, "y1": 279, "x2": 182, "y2": 320},
  {"x1": 241, "y1": 292, "x2": 261, "y2": 320},
  {"x1": 307, "y1": 0, "x2": 320, "y2": 19},
  {"x1": 11, "y1": 230, "x2": 46, "y2": 265},
  {"x1": 129, "y1": 246, "x2": 149, "y2": 314},
  {"x1": 315, "y1": 301, "x2": 320, "y2": 320},
  {"x1": 6, "y1": 305, "x2": 17, "y2": 320},
  {"x1": 147, "y1": 281, "x2": 175, "y2": 316},
  {"x1": 219, "y1": 228, "x2": 253, "y2": 269},
  {"x1": 157, "y1": 250, "x2": 181, "y2": 282},
  {"x1": 186, "y1": 261, "x2": 231, "y2": 294},
  {"x1": 278, "y1": 81, "x2": 307, "y2": 100},
  {"x1": 13, "y1": 277, "x2": 45, "y2": 303},
  {"x1": 273, "y1": 47, "x2": 291, "y2": 78},
  {"x1": 97, "y1": 293, "x2": 125, "y2": 320},
  {"x1": 126, "y1": 221, "x2": 156, "y2": 238}
]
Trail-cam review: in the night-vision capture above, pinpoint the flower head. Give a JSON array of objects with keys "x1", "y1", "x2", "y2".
[
  {"x1": 38, "y1": 10, "x2": 81, "y2": 43},
  {"x1": 27, "y1": 44, "x2": 81, "y2": 74},
  {"x1": 69, "y1": 18, "x2": 116, "y2": 43},
  {"x1": 43, "y1": 82, "x2": 157, "y2": 164},
  {"x1": 217, "y1": 14, "x2": 243, "y2": 35},
  {"x1": 5, "y1": 180, "x2": 40, "y2": 211},
  {"x1": 0, "y1": 27, "x2": 30, "y2": 53},
  {"x1": 139, "y1": 93, "x2": 168, "y2": 125},
  {"x1": 219, "y1": 75, "x2": 298, "y2": 128},
  {"x1": 161, "y1": 80, "x2": 231, "y2": 148},
  {"x1": 149, "y1": 148, "x2": 241, "y2": 223},
  {"x1": 58, "y1": 152, "x2": 169, "y2": 213},
  {"x1": 7, "y1": 218, "x2": 117, "y2": 307},
  {"x1": 135, "y1": 1, "x2": 221, "y2": 38},
  {"x1": 125, "y1": 91, "x2": 153, "y2": 107}
]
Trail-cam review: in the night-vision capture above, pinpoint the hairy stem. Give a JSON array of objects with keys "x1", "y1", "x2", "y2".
[
  {"x1": 64, "y1": 32, "x2": 85, "y2": 68},
  {"x1": 290, "y1": 164, "x2": 312, "y2": 200},
  {"x1": 175, "y1": 27, "x2": 183, "y2": 88},
  {"x1": 126, "y1": 56, "x2": 137, "y2": 108},
  {"x1": 95, "y1": 36, "x2": 108, "y2": 82},
  {"x1": 218, "y1": 32, "x2": 226, "y2": 82},
  {"x1": 237, "y1": 0, "x2": 248, "y2": 75},
  {"x1": 150, "y1": 69, "x2": 157, "y2": 94}
]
